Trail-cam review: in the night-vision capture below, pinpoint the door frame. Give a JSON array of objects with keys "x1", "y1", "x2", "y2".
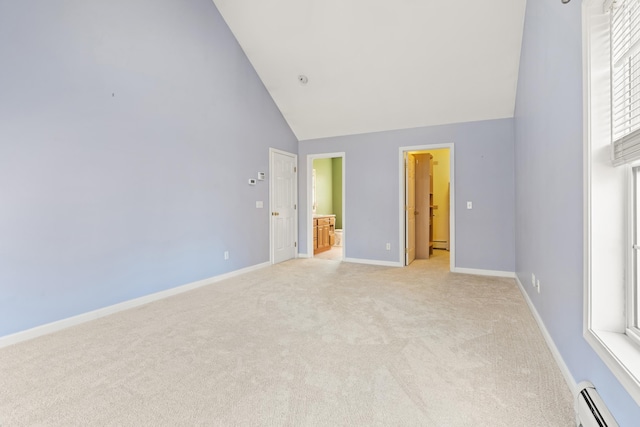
[
  {"x1": 269, "y1": 147, "x2": 298, "y2": 265},
  {"x1": 405, "y1": 152, "x2": 416, "y2": 265},
  {"x1": 398, "y1": 143, "x2": 455, "y2": 270},
  {"x1": 306, "y1": 152, "x2": 346, "y2": 260}
]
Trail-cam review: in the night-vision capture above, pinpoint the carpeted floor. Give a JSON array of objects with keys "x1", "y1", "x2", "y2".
[{"x1": 0, "y1": 251, "x2": 574, "y2": 426}]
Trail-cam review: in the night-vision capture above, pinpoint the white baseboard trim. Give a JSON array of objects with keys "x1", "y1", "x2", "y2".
[
  {"x1": 344, "y1": 257, "x2": 403, "y2": 267},
  {"x1": 297, "y1": 253, "x2": 311, "y2": 259},
  {"x1": 515, "y1": 276, "x2": 578, "y2": 395},
  {"x1": 451, "y1": 267, "x2": 516, "y2": 278},
  {"x1": 0, "y1": 261, "x2": 271, "y2": 349}
]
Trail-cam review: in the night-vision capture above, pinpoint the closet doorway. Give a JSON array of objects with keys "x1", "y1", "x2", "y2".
[
  {"x1": 307, "y1": 153, "x2": 345, "y2": 261},
  {"x1": 399, "y1": 144, "x2": 454, "y2": 269}
]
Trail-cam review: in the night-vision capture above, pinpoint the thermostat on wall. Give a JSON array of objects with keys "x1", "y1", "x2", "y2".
[
  {"x1": 248, "y1": 178, "x2": 257, "y2": 185},
  {"x1": 258, "y1": 172, "x2": 265, "y2": 181}
]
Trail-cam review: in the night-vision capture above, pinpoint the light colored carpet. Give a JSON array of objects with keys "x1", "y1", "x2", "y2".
[{"x1": 0, "y1": 251, "x2": 574, "y2": 426}]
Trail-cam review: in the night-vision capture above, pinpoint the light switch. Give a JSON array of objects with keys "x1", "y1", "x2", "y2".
[
  {"x1": 467, "y1": 201, "x2": 472, "y2": 209},
  {"x1": 256, "y1": 201, "x2": 263, "y2": 208}
]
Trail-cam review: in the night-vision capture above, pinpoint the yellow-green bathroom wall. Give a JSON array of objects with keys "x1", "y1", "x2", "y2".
[
  {"x1": 332, "y1": 157, "x2": 342, "y2": 229},
  {"x1": 313, "y1": 158, "x2": 333, "y2": 215},
  {"x1": 430, "y1": 149, "x2": 450, "y2": 248},
  {"x1": 312, "y1": 157, "x2": 343, "y2": 228}
]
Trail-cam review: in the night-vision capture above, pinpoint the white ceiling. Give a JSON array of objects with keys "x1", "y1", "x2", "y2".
[{"x1": 212, "y1": 0, "x2": 527, "y2": 141}]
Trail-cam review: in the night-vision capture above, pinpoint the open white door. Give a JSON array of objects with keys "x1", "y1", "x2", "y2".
[
  {"x1": 270, "y1": 149, "x2": 298, "y2": 264},
  {"x1": 405, "y1": 153, "x2": 416, "y2": 265}
]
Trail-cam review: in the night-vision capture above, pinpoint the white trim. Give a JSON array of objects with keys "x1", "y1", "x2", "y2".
[
  {"x1": 584, "y1": 330, "x2": 640, "y2": 402},
  {"x1": 269, "y1": 148, "x2": 298, "y2": 265},
  {"x1": 398, "y1": 143, "x2": 455, "y2": 271},
  {"x1": 344, "y1": 257, "x2": 403, "y2": 268},
  {"x1": 451, "y1": 267, "x2": 516, "y2": 278},
  {"x1": 297, "y1": 252, "x2": 311, "y2": 259},
  {"x1": 306, "y1": 152, "x2": 346, "y2": 261},
  {"x1": 0, "y1": 262, "x2": 270, "y2": 349},
  {"x1": 515, "y1": 277, "x2": 577, "y2": 395}
]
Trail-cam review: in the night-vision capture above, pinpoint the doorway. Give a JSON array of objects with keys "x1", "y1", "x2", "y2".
[
  {"x1": 307, "y1": 153, "x2": 345, "y2": 261},
  {"x1": 399, "y1": 144, "x2": 454, "y2": 269}
]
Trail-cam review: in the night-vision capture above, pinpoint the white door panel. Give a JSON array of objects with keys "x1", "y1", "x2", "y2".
[{"x1": 271, "y1": 150, "x2": 297, "y2": 264}]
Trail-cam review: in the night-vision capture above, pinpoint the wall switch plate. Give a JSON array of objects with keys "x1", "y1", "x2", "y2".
[
  {"x1": 224, "y1": 251, "x2": 229, "y2": 260},
  {"x1": 258, "y1": 172, "x2": 265, "y2": 180},
  {"x1": 467, "y1": 201, "x2": 472, "y2": 209},
  {"x1": 256, "y1": 201, "x2": 263, "y2": 208},
  {"x1": 532, "y1": 273, "x2": 535, "y2": 287},
  {"x1": 386, "y1": 243, "x2": 391, "y2": 250},
  {"x1": 537, "y1": 279, "x2": 540, "y2": 293}
]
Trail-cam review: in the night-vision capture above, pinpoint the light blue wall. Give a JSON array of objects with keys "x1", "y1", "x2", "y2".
[
  {"x1": 0, "y1": 0, "x2": 297, "y2": 337},
  {"x1": 514, "y1": 0, "x2": 640, "y2": 424},
  {"x1": 299, "y1": 119, "x2": 515, "y2": 272}
]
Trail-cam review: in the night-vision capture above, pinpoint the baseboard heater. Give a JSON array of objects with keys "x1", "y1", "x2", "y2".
[
  {"x1": 432, "y1": 240, "x2": 448, "y2": 250},
  {"x1": 575, "y1": 381, "x2": 619, "y2": 427}
]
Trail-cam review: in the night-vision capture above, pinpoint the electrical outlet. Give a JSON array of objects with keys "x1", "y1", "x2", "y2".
[
  {"x1": 386, "y1": 243, "x2": 391, "y2": 250},
  {"x1": 537, "y1": 279, "x2": 540, "y2": 293},
  {"x1": 467, "y1": 201, "x2": 473, "y2": 209},
  {"x1": 532, "y1": 273, "x2": 535, "y2": 287},
  {"x1": 224, "y1": 251, "x2": 229, "y2": 260}
]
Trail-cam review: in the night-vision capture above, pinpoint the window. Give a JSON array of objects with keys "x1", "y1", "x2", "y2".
[
  {"x1": 612, "y1": 0, "x2": 640, "y2": 345},
  {"x1": 584, "y1": 0, "x2": 640, "y2": 405},
  {"x1": 631, "y1": 166, "x2": 640, "y2": 342},
  {"x1": 612, "y1": 0, "x2": 640, "y2": 165},
  {"x1": 612, "y1": 0, "x2": 640, "y2": 348}
]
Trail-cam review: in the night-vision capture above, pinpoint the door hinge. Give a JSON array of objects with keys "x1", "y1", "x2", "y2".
[
  {"x1": 294, "y1": 204, "x2": 297, "y2": 209},
  {"x1": 294, "y1": 166, "x2": 297, "y2": 173},
  {"x1": 405, "y1": 248, "x2": 409, "y2": 254},
  {"x1": 294, "y1": 242, "x2": 297, "y2": 247}
]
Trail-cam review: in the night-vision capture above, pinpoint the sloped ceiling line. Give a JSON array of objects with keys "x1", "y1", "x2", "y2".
[{"x1": 213, "y1": 0, "x2": 527, "y2": 141}]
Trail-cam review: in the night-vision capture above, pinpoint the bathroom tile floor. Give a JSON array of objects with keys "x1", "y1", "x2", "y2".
[{"x1": 313, "y1": 246, "x2": 343, "y2": 260}]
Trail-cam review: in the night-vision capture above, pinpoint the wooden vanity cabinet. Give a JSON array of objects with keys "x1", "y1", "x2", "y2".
[
  {"x1": 313, "y1": 219, "x2": 318, "y2": 251},
  {"x1": 313, "y1": 215, "x2": 335, "y2": 254}
]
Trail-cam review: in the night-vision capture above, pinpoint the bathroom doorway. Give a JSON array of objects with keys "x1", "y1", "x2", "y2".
[
  {"x1": 307, "y1": 153, "x2": 345, "y2": 261},
  {"x1": 399, "y1": 144, "x2": 454, "y2": 270}
]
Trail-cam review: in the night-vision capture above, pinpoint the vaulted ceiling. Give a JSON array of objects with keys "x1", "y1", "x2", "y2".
[{"x1": 212, "y1": 0, "x2": 527, "y2": 141}]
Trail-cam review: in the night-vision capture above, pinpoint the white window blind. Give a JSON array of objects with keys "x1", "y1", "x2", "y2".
[{"x1": 611, "y1": 0, "x2": 640, "y2": 165}]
